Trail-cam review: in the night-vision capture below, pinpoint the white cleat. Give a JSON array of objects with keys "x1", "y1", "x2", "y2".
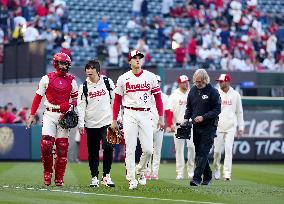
[
  {"x1": 129, "y1": 180, "x2": 138, "y2": 190},
  {"x1": 101, "y1": 174, "x2": 115, "y2": 187},
  {"x1": 138, "y1": 173, "x2": 147, "y2": 185},
  {"x1": 176, "y1": 175, "x2": 184, "y2": 180},
  {"x1": 188, "y1": 172, "x2": 194, "y2": 179},
  {"x1": 214, "y1": 170, "x2": 221, "y2": 180},
  {"x1": 90, "y1": 176, "x2": 99, "y2": 187}
]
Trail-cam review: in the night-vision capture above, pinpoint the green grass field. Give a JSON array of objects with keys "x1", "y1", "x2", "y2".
[{"x1": 0, "y1": 162, "x2": 283, "y2": 204}]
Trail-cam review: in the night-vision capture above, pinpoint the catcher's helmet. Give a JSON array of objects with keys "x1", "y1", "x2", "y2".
[
  {"x1": 52, "y1": 52, "x2": 71, "y2": 74},
  {"x1": 175, "y1": 121, "x2": 192, "y2": 140}
]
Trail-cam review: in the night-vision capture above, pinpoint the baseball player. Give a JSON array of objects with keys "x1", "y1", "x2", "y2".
[
  {"x1": 166, "y1": 75, "x2": 195, "y2": 180},
  {"x1": 111, "y1": 50, "x2": 164, "y2": 190},
  {"x1": 141, "y1": 75, "x2": 168, "y2": 180},
  {"x1": 77, "y1": 59, "x2": 116, "y2": 188},
  {"x1": 26, "y1": 52, "x2": 78, "y2": 186},
  {"x1": 213, "y1": 74, "x2": 244, "y2": 181}
]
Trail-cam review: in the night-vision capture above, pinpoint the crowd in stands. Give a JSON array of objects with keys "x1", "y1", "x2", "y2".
[
  {"x1": 0, "y1": 0, "x2": 283, "y2": 71},
  {"x1": 0, "y1": 102, "x2": 38, "y2": 124}
]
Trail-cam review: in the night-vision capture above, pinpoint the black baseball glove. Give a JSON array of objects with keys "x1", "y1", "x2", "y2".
[
  {"x1": 175, "y1": 121, "x2": 192, "y2": 140},
  {"x1": 58, "y1": 110, "x2": 79, "y2": 129}
]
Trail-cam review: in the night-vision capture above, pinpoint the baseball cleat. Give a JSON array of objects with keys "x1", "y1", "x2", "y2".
[
  {"x1": 43, "y1": 172, "x2": 52, "y2": 186},
  {"x1": 190, "y1": 180, "x2": 200, "y2": 186},
  {"x1": 129, "y1": 180, "x2": 138, "y2": 190},
  {"x1": 101, "y1": 174, "x2": 115, "y2": 187},
  {"x1": 54, "y1": 179, "x2": 64, "y2": 187},
  {"x1": 224, "y1": 177, "x2": 231, "y2": 181},
  {"x1": 145, "y1": 172, "x2": 151, "y2": 180},
  {"x1": 214, "y1": 170, "x2": 221, "y2": 180},
  {"x1": 151, "y1": 175, "x2": 159, "y2": 180},
  {"x1": 90, "y1": 176, "x2": 99, "y2": 187},
  {"x1": 176, "y1": 175, "x2": 184, "y2": 180},
  {"x1": 188, "y1": 172, "x2": 194, "y2": 179},
  {"x1": 138, "y1": 173, "x2": 146, "y2": 185}
]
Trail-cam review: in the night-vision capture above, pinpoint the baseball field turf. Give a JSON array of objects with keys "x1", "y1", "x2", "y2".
[{"x1": 0, "y1": 162, "x2": 283, "y2": 204}]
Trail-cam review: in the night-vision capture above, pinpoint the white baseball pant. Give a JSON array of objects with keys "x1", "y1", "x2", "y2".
[
  {"x1": 144, "y1": 128, "x2": 164, "y2": 177},
  {"x1": 174, "y1": 132, "x2": 195, "y2": 178},
  {"x1": 213, "y1": 127, "x2": 237, "y2": 178},
  {"x1": 123, "y1": 109, "x2": 153, "y2": 182},
  {"x1": 42, "y1": 111, "x2": 69, "y2": 138}
]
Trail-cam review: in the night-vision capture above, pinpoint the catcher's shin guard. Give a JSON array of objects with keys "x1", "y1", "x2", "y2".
[
  {"x1": 54, "y1": 138, "x2": 69, "y2": 186},
  {"x1": 41, "y1": 135, "x2": 55, "y2": 186}
]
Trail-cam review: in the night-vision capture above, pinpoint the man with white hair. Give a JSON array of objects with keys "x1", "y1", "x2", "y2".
[{"x1": 183, "y1": 69, "x2": 221, "y2": 186}]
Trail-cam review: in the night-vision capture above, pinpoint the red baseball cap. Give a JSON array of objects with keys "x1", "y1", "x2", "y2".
[
  {"x1": 216, "y1": 74, "x2": 231, "y2": 82},
  {"x1": 178, "y1": 75, "x2": 190, "y2": 83},
  {"x1": 128, "y1": 50, "x2": 144, "y2": 61}
]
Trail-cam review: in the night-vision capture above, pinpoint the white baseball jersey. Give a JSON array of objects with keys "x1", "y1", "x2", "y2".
[
  {"x1": 217, "y1": 87, "x2": 244, "y2": 132},
  {"x1": 150, "y1": 92, "x2": 168, "y2": 126},
  {"x1": 115, "y1": 70, "x2": 160, "y2": 108},
  {"x1": 167, "y1": 88, "x2": 189, "y2": 125},
  {"x1": 36, "y1": 74, "x2": 78, "y2": 109},
  {"x1": 77, "y1": 76, "x2": 115, "y2": 128}
]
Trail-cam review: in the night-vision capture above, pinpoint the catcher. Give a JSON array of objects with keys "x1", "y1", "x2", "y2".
[
  {"x1": 77, "y1": 59, "x2": 116, "y2": 188},
  {"x1": 26, "y1": 52, "x2": 78, "y2": 187}
]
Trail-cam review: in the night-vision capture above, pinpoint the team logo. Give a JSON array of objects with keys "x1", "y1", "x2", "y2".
[
  {"x1": 140, "y1": 93, "x2": 150, "y2": 103},
  {"x1": 125, "y1": 81, "x2": 150, "y2": 93},
  {"x1": 89, "y1": 89, "x2": 107, "y2": 99},
  {"x1": 202, "y1": 95, "x2": 208, "y2": 99},
  {"x1": 0, "y1": 127, "x2": 14, "y2": 154}
]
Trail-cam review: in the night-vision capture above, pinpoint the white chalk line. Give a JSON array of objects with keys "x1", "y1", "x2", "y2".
[{"x1": 1, "y1": 185, "x2": 225, "y2": 204}]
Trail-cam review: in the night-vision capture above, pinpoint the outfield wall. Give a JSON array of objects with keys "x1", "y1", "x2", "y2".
[{"x1": 0, "y1": 124, "x2": 283, "y2": 161}]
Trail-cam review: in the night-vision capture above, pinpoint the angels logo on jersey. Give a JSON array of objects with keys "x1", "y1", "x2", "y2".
[
  {"x1": 140, "y1": 93, "x2": 150, "y2": 103},
  {"x1": 125, "y1": 81, "x2": 150, "y2": 93}
]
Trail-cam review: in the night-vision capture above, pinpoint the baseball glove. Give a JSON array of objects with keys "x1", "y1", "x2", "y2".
[
  {"x1": 107, "y1": 127, "x2": 123, "y2": 144},
  {"x1": 58, "y1": 110, "x2": 79, "y2": 129}
]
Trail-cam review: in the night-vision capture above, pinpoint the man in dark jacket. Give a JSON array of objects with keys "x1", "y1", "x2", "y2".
[{"x1": 184, "y1": 69, "x2": 221, "y2": 186}]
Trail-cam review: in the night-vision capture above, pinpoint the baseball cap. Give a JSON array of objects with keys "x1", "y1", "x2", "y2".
[
  {"x1": 178, "y1": 75, "x2": 190, "y2": 83},
  {"x1": 216, "y1": 74, "x2": 231, "y2": 82},
  {"x1": 128, "y1": 50, "x2": 144, "y2": 61},
  {"x1": 156, "y1": 75, "x2": 161, "y2": 82}
]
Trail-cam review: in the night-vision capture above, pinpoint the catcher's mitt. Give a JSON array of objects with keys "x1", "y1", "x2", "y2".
[
  {"x1": 107, "y1": 127, "x2": 123, "y2": 144},
  {"x1": 59, "y1": 110, "x2": 79, "y2": 129}
]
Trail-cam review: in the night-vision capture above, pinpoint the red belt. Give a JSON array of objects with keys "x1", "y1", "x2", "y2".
[
  {"x1": 46, "y1": 107, "x2": 61, "y2": 113},
  {"x1": 124, "y1": 106, "x2": 150, "y2": 111}
]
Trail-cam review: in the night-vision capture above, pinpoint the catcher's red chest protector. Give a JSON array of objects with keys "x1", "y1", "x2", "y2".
[{"x1": 46, "y1": 72, "x2": 74, "y2": 105}]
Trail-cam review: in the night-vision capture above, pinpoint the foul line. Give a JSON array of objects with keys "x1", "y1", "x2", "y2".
[{"x1": 1, "y1": 185, "x2": 225, "y2": 204}]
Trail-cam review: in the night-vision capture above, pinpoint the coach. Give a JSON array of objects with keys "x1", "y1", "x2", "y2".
[{"x1": 183, "y1": 69, "x2": 221, "y2": 186}]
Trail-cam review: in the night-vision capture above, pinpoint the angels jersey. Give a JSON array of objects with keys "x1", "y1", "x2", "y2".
[{"x1": 115, "y1": 70, "x2": 160, "y2": 108}]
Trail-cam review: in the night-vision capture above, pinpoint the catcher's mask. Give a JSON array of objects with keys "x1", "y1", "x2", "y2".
[
  {"x1": 175, "y1": 121, "x2": 192, "y2": 140},
  {"x1": 53, "y1": 52, "x2": 71, "y2": 75}
]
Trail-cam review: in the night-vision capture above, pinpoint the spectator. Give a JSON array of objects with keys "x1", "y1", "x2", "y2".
[
  {"x1": 126, "y1": 17, "x2": 140, "y2": 30},
  {"x1": 175, "y1": 44, "x2": 187, "y2": 68},
  {"x1": 266, "y1": 33, "x2": 277, "y2": 55},
  {"x1": 141, "y1": 0, "x2": 148, "y2": 19},
  {"x1": 263, "y1": 53, "x2": 276, "y2": 71},
  {"x1": 132, "y1": 0, "x2": 143, "y2": 18},
  {"x1": 78, "y1": 31, "x2": 92, "y2": 48},
  {"x1": 23, "y1": 22, "x2": 40, "y2": 42},
  {"x1": 135, "y1": 38, "x2": 150, "y2": 64},
  {"x1": 162, "y1": 0, "x2": 174, "y2": 18},
  {"x1": 97, "y1": 16, "x2": 109, "y2": 42},
  {"x1": 118, "y1": 33, "x2": 130, "y2": 67},
  {"x1": 157, "y1": 21, "x2": 167, "y2": 49}
]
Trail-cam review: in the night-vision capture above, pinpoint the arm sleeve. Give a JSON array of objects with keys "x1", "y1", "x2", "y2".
[
  {"x1": 202, "y1": 88, "x2": 221, "y2": 120},
  {"x1": 113, "y1": 93, "x2": 122, "y2": 120},
  {"x1": 77, "y1": 85, "x2": 86, "y2": 128},
  {"x1": 30, "y1": 93, "x2": 43, "y2": 115},
  {"x1": 236, "y1": 93, "x2": 244, "y2": 131},
  {"x1": 184, "y1": 91, "x2": 193, "y2": 119},
  {"x1": 165, "y1": 109, "x2": 173, "y2": 127},
  {"x1": 154, "y1": 92, "x2": 163, "y2": 117}
]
